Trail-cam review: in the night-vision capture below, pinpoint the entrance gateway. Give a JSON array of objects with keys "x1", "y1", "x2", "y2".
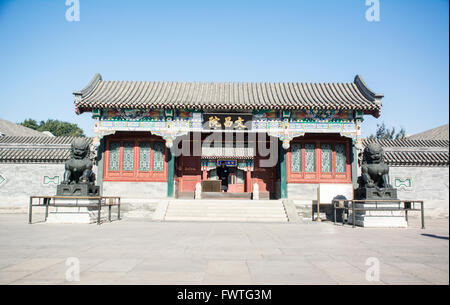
[{"x1": 73, "y1": 74, "x2": 384, "y2": 204}]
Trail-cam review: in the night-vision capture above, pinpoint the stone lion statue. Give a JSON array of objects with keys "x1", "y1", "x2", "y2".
[
  {"x1": 358, "y1": 142, "x2": 391, "y2": 189},
  {"x1": 62, "y1": 138, "x2": 95, "y2": 185}
]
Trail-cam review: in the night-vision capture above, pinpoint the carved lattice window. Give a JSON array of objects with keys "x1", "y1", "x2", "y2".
[
  {"x1": 335, "y1": 144, "x2": 347, "y2": 173},
  {"x1": 152, "y1": 142, "x2": 165, "y2": 172},
  {"x1": 108, "y1": 141, "x2": 121, "y2": 171},
  {"x1": 106, "y1": 138, "x2": 167, "y2": 181},
  {"x1": 139, "y1": 142, "x2": 151, "y2": 171},
  {"x1": 321, "y1": 144, "x2": 332, "y2": 173},
  {"x1": 305, "y1": 143, "x2": 316, "y2": 173},
  {"x1": 122, "y1": 142, "x2": 135, "y2": 171},
  {"x1": 290, "y1": 143, "x2": 302, "y2": 173},
  {"x1": 289, "y1": 139, "x2": 350, "y2": 182}
]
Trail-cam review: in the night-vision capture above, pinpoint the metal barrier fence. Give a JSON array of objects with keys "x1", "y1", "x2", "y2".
[
  {"x1": 332, "y1": 199, "x2": 425, "y2": 229},
  {"x1": 28, "y1": 196, "x2": 121, "y2": 225}
]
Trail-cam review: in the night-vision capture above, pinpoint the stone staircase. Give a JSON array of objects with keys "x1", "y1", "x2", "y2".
[{"x1": 164, "y1": 200, "x2": 289, "y2": 222}]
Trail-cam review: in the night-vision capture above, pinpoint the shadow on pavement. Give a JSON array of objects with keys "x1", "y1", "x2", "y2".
[{"x1": 421, "y1": 233, "x2": 449, "y2": 240}]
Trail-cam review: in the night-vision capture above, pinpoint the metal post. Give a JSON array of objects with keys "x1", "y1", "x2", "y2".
[
  {"x1": 315, "y1": 185, "x2": 321, "y2": 222},
  {"x1": 28, "y1": 197, "x2": 33, "y2": 224},
  {"x1": 118, "y1": 197, "x2": 121, "y2": 220},
  {"x1": 333, "y1": 201, "x2": 337, "y2": 225},
  {"x1": 342, "y1": 202, "x2": 346, "y2": 225},
  {"x1": 108, "y1": 204, "x2": 111, "y2": 222},
  {"x1": 421, "y1": 201, "x2": 425, "y2": 229},
  {"x1": 45, "y1": 198, "x2": 49, "y2": 221},
  {"x1": 97, "y1": 199, "x2": 101, "y2": 225},
  {"x1": 352, "y1": 201, "x2": 355, "y2": 228}
]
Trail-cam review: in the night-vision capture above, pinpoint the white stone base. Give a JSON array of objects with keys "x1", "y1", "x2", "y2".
[
  {"x1": 46, "y1": 199, "x2": 101, "y2": 224},
  {"x1": 351, "y1": 216, "x2": 408, "y2": 228},
  {"x1": 349, "y1": 203, "x2": 408, "y2": 228}
]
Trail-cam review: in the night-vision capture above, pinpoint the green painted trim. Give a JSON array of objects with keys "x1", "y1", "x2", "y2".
[
  {"x1": 167, "y1": 149, "x2": 175, "y2": 198},
  {"x1": 252, "y1": 109, "x2": 273, "y2": 114},
  {"x1": 280, "y1": 145, "x2": 287, "y2": 199},
  {"x1": 92, "y1": 108, "x2": 101, "y2": 119}
]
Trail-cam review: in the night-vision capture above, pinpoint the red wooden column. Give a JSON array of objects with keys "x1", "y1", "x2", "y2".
[
  {"x1": 202, "y1": 166, "x2": 207, "y2": 180},
  {"x1": 246, "y1": 166, "x2": 252, "y2": 193}
]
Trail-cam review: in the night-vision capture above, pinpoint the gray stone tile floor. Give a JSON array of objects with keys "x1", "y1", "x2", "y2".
[{"x1": 0, "y1": 214, "x2": 448, "y2": 285}]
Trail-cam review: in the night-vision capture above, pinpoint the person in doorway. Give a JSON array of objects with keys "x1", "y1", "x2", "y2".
[{"x1": 217, "y1": 162, "x2": 230, "y2": 192}]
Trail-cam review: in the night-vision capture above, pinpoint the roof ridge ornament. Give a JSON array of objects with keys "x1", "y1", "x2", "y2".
[
  {"x1": 354, "y1": 75, "x2": 384, "y2": 101},
  {"x1": 73, "y1": 73, "x2": 103, "y2": 97}
]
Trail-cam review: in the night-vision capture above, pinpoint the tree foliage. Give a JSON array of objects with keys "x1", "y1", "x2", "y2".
[
  {"x1": 19, "y1": 119, "x2": 85, "y2": 137},
  {"x1": 369, "y1": 122, "x2": 406, "y2": 140}
]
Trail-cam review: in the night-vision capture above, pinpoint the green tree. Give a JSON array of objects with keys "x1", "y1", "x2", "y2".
[
  {"x1": 369, "y1": 122, "x2": 406, "y2": 140},
  {"x1": 19, "y1": 119, "x2": 85, "y2": 137},
  {"x1": 20, "y1": 119, "x2": 39, "y2": 130}
]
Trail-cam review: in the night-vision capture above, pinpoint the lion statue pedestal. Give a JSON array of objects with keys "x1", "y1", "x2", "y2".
[
  {"x1": 47, "y1": 139, "x2": 102, "y2": 224},
  {"x1": 350, "y1": 143, "x2": 407, "y2": 228}
]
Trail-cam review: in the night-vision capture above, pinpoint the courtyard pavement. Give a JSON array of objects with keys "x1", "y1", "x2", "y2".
[{"x1": 0, "y1": 214, "x2": 448, "y2": 285}]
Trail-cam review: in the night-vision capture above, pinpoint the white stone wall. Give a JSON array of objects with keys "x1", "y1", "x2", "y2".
[
  {"x1": 389, "y1": 166, "x2": 449, "y2": 218},
  {"x1": 288, "y1": 183, "x2": 353, "y2": 220},
  {"x1": 102, "y1": 181, "x2": 167, "y2": 199},
  {"x1": 287, "y1": 166, "x2": 449, "y2": 219},
  {"x1": 0, "y1": 163, "x2": 88, "y2": 211},
  {"x1": 288, "y1": 183, "x2": 353, "y2": 203},
  {"x1": 102, "y1": 181, "x2": 168, "y2": 217}
]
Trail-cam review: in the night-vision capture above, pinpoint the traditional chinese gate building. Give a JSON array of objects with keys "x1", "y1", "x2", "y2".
[{"x1": 74, "y1": 74, "x2": 383, "y2": 202}]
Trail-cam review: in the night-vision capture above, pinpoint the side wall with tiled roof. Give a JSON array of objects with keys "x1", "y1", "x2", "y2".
[
  {"x1": 362, "y1": 139, "x2": 449, "y2": 217},
  {"x1": 0, "y1": 136, "x2": 97, "y2": 211}
]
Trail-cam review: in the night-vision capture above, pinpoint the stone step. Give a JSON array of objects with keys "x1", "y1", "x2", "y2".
[
  {"x1": 166, "y1": 210, "x2": 285, "y2": 215},
  {"x1": 167, "y1": 207, "x2": 284, "y2": 212},
  {"x1": 168, "y1": 200, "x2": 278, "y2": 205},
  {"x1": 164, "y1": 199, "x2": 288, "y2": 222},
  {"x1": 166, "y1": 211, "x2": 286, "y2": 218},
  {"x1": 164, "y1": 216, "x2": 288, "y2": 222},
  {"x1": 201, "y1": 192, "x2": 252, "y2": 200},
  {"x1": 167, "y1": 205, "x2": 285, "y2": 209},
  {"x1": 166, "y1": 207, "x2": 286, "y2": 211}
]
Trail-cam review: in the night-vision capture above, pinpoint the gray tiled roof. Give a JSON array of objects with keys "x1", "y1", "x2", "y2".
[
  {"x1": 0, "y1": 136, "x2": 82, "y2": 145},
  {"x1": 363, "y1": 138, "x2": 449, "y2": 148},
  {"x1": 74, "y1": 74, "x2": 383, "y2": 116},
  {"x1": 0, "y1": 136, "x2": 92, "y2": 163},
  {"x1": 383, "y1": 151, "x2": 449, "y2": 167},
  {"x1": 363, "y1": 138, "x2": 449, "y2": 167},
  {"x1": 407, "y1": 124, "x2": 449, "y2": 141},
  {"x1": 0, "y1": 118, "x2": 49, "y2": 137}
]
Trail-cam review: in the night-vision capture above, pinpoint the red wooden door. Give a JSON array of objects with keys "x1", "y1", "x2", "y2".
[
  {"x1": 179, "y1": 156, "x2": 201, "y2": 192},
  {"x1": 227, "y1": 168, "x2": 245, "y2": 193},
  {"x1": 253, "y1": 158, "x2": 275, "y2": 194}
]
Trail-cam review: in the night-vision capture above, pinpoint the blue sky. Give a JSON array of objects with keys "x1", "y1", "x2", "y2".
[{"x1": 0, "y1": 0, "x2": 448, "y2": 137}]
